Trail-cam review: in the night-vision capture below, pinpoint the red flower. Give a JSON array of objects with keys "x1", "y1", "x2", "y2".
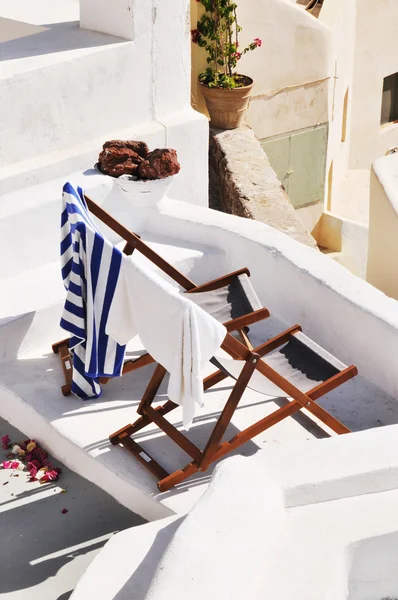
[
  {"x1": 1, "y1": 435, "x2": 10, "y2": 450},
  {"x1": 61, "y1": 508, "x2": 68, "y2": 514},
  {"x1": 191, "y1": 28, "x2": 200, "y2": 44},
  {"x1": 254, "y1": 38, "x2": 262, "y2": 47},
  {"x1": 232, "y1": 51, "x2": 242, "y2": 60},
  {"x1": 40, "y1": 469, "x2": 61, "y2": 484}
]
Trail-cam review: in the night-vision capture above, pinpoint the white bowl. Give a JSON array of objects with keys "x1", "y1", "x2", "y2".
[{"x1": 95, "y1": 164, "x2": 178, "y2": 207}]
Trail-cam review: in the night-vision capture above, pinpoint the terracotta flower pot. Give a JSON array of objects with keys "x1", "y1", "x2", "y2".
[{"x1": 200, "y1": 76, "x2": 254, "y2": 130}]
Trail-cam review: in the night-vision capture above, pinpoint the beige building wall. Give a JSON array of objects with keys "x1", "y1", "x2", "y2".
[
  {"x1": 319, "y1": 0, "x2": 356, "y2": 213},
  {"x1": 190, "y1": 0, "x2": 207, "y2": 116},
  {"x1": 350, "y1": 0, "x2": 398, "y2": 169},
  {"x1": 367, "y1": 154, "x2": 398, "y2": 300}
]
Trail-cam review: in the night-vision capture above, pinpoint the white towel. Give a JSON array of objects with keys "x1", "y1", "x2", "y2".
[{"x1": 106, "y1": 256, "x2": 227, "y2": 428}]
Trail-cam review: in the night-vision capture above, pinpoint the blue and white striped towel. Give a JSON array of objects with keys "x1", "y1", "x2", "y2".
[{"x1": 60, "y1": 182, "x2": 126, "y2": 399}]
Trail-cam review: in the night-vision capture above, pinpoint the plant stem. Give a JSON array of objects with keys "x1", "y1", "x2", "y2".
[
  {"x1": 228, "y1": 1, "x2": 233, "y2": 77},
  {"x1": 214, "y1": 2, "x2": 219, "y2": 75}
]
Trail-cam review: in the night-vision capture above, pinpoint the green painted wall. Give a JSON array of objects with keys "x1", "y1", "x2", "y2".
[{"x1": 261, "y1": 124, "x2": 328, "y2": 209}]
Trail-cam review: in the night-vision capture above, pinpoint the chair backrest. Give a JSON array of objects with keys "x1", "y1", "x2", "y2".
[{"x1": 84, "y1": 193, "x2": 197, "y2": 292}]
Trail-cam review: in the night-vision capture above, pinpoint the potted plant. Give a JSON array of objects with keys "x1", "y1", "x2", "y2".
[{"x1": 191, "y1": 0, "x2": 262, "y2": 130}]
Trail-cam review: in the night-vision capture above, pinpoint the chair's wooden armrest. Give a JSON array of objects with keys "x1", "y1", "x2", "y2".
[
  {"x1": 186, "y1": 268, "x2": 251, "y2": 294},
  {"x1": 224, "y1": 307, "x2": 270, "y2": 332},
  {"x1": 254, "y1": 325, "x2": 302, "y2": 356}
]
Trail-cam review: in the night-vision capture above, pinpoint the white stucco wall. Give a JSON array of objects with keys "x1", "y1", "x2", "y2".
[
  {"x1": 348, "y1": 531, "x2": 398, "y2": 600},
  {"x1": 70, "y1": 452, "x2": 398, "y2": 600},
  {"x1": 0, "y1": 0, "x2": 208, "y2": 206},
  {"x1": 80, "y1": 0, "x2": 134, "y2": 39}
]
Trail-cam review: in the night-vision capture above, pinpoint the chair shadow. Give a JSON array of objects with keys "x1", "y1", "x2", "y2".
[
  {"x1": 0, "y1": 481, "x2": 58, "y2": 510},
  {"x1": 272, "y1": 397, "x2": 330, "y2": 439},
  {"x1": 113, "y1": 518, "x2": 184, "y2": 600},
  {"x1": 56, "y1": 592, "x2": 73, "y2": 600},
  {"x1": 121, "y1": 418, "x2": 262, "y2": 497}
]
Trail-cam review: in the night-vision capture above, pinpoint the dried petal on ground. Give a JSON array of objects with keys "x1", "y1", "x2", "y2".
[{"x1": 1, "y1": 435, "x2": 11, "y2": 450}]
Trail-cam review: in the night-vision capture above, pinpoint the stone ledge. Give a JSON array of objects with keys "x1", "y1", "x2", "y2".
[{"x1": 209, "y1": 126, "x2": 318, "y2": 249}]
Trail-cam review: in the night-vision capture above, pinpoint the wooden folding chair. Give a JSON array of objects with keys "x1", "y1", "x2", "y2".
[
  {"x1": 52, "y1": 195, "x2": 259, "y2": 395},
  {"x1": 53, "y1": 193, "x2": 358, "y2": 493},
  {"x1": 109, "y1": 268, "x2": 358, "y2": 492}
]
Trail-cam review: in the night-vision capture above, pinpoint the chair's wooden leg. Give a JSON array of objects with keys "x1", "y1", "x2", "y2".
[
  {"x1": 109, "y1": 400, "x2": 179, "y2": 445},
  {"x1": 137, "y1": 364, "x2": 167, "y2": 415},
  {"x1": 210, "y1": 366, "x2": 358, "y2": 461},
  {"x1": 290, "y1": 366, "x2": 357, "y2": 435},
  {"x1": 143, "y1": 404, "x2": 203, "y2": 462},
  {"x1": 214, "y1": 401, "x2": 311, "y2": 463},
  {"x1": 52, "y1": 338, "x2": 70, "y2": 354},
  {"x1": 52, "y1": 340, "x2": 73, "y2": 396},
  {"x1": 158, "y1": 401, "x2": 302, "y2": 492},
  {"x1": 199, "y1": 353, "x2": 260, "y2": 471},
  {"x1": 109, "y1": 423, "x2": 135, "y2": 445},
  {"x1": 133, "y1": 400, "x2": 179, "y2": 434},
  {"x1": 122, "y1": 353, "x2": 155, "y2": 375},
  {"x1": 100, "y1": 353, "x2": 156, "y2": 385},
  {"x1": 157, "y1": 363, "x2": 357, "y2": 491},
  {"x1": 158, "y1": 364, "x2": 358, "y2": 491},
  {"x1": 118, "y1": 434, "x2": 169, "y2": 480},
  {"x1": 254, "y1": 357, "x2": 353, "y2": 435},
  {"x1": 144, "y1": 368, "x2": 357, "y2": 492},
  {"x1": 122, "y1": 242, "x2": 136, "y2": 255},
  {"x1": 157, "y1": 462, "x2": 199, "y2": 492}
]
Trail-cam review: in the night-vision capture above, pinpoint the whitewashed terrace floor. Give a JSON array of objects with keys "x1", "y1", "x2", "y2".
[{"x1": 0, "y1": 303, "x2": 396, "y2": 519}]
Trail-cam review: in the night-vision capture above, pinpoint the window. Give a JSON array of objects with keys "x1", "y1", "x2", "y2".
[{"x1": 381, "y1": 73, "x2": 398, "y2": 125}]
